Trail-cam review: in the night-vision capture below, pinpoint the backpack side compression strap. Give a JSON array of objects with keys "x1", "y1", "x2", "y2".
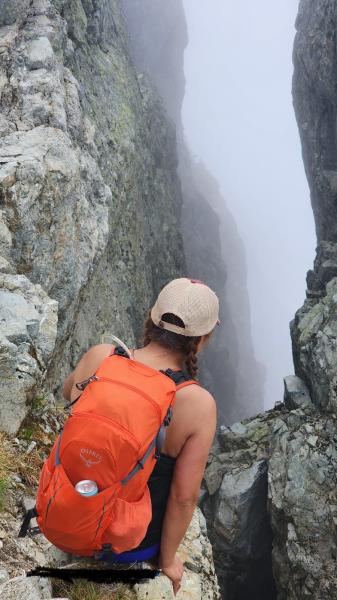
[{"x1": 120, "y1": 404, "x2": 172, "y2": 486}]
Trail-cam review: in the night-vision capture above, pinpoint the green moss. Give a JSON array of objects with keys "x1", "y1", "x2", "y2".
[
  {"x1": 0, "y1": 478, "x2": 9, "y2": 512},
  {"x1": 31, "y1": 395, "x2": 47, "y2": 410},
  {"x1": 19, "y1": 423, "x2": 40, "y2": 441}
]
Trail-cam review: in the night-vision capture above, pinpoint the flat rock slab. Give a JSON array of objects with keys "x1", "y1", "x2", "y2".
[{"x1": 0, "y1": 575, "x2": 52, "y2": 600}]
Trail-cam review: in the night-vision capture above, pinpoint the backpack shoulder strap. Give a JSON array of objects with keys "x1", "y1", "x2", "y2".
[
  {"x1": 111, "y1": 345, "x2": 131, "y2": 358},
  {"x1": 160, "y1": 368, "x2": 200, "y2": 391}
]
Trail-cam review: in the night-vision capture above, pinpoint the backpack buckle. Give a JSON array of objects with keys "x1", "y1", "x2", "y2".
[{"x1": 76, "y1": 374, "x2": 98, "y2": 391}]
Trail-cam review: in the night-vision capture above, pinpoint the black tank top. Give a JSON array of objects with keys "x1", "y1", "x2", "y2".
[{"x1": 134, "y1": 452, "x2": 176, "y2": 550}]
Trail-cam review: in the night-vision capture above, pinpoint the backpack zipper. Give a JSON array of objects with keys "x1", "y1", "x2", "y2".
[
  {"x1": 91, "y1": 376, "x2": 162, "y2": 423},
  {"x1": 72, "y1": 411, "x2": 141, "y2": 451}
]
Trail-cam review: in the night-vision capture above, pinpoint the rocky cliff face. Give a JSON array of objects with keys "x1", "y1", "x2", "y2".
[
  {"x1": 292, "y1": 0, "x2": 337, "y2": 412},
  {"x1": 202, "y1": 378, "x2": 337, "y2": 599},
  {"x1": 0, "y1": 0, "x2": 186, "y2": 433},
  {"x1": 0, "y1": 1, "x2": 219, "y2": 597},
  {"x1": 122, "y1": 0, "x2": 264, "y2": 424}
]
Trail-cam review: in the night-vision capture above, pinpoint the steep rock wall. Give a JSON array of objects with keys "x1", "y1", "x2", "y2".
[
  {"x1": 122, "y1": 0, "x2": 264, "y2": 424},
  {"x1": 0, "y1": 0, "x2": 186, "y2": 431},
  {"x1": 0, "y1": 1, "x2": 219, "y2": 597},
  {"x1": 292, "y1": 0, "x2": 337, "y2": 411}
]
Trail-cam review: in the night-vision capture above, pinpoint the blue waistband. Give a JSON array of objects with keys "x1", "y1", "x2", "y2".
[{"x1": 98, "y1": 543, "x2": 160, "y2": 564}]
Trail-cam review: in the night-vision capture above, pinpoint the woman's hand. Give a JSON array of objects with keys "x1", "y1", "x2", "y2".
[{"x1": 160, "y1": 554, "x2": 184, "y2": 596}]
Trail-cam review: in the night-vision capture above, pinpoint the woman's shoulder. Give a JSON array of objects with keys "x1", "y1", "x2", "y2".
[
  {"x1": 175, "y1": 381, "x2": 216, "y2": 418},
  {"x1": 73, "y1": 343, "x2": 113, "y2": 375}
]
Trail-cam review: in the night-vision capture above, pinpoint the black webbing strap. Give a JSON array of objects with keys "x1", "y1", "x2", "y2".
[
  {"x1": 64, "y1": 394, "x2": 81, "y2": 411},
  {"x1": 160, "y1": 368, "x2": 192, "y2": 386},
  {"x1": 18, "y1": 506, "x2": 38, "y2": 538},
  {"x1": 113, "y1": 346, "x2": 131, "y2": 358}
]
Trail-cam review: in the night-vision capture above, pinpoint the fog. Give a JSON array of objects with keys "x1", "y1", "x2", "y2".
[{"x1": 182, "y1": 0, "x2": 316, "y2": 409}]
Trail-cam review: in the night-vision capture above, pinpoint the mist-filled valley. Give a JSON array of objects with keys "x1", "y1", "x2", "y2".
[
  {"x1": 124, "y1": 0, "x2": 316, "y2": 417},
  {"x1": 182, "y1": 0, "x2": 316, "y2": 410}
]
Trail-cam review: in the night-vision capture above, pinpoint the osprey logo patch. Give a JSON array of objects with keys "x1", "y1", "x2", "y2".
[{"x1": 80, "y1": 448, "x2": 103, "y2": 468}]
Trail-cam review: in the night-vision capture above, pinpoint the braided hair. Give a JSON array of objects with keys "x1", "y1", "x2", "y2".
[{"x1": 143, "y1": 312, "x2": 205, "y2": 379}]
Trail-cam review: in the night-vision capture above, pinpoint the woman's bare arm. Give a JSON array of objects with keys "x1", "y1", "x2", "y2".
[
  {"x1": 159, "y1": 389, "x2": 216, "y2": 567},
  {"x1": 62, "y1": 344, "x2": 113, "y2": 400}
]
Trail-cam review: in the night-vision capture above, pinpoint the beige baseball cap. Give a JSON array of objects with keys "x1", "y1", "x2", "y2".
[{"x1": 151, "y1": 278, "x2": 220, "y2": 337}]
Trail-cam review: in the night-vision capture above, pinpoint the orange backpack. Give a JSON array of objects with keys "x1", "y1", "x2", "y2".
[{"x1": 19, "y1": 347, "x2": 196, "y2": 557}]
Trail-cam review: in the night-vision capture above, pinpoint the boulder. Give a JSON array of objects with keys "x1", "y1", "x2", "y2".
[
  {"x1": 0, "y1": 576, "x2": 52, "y2": 600},
  {"x1": 283, "y1": 375, "x2": 314, "y2": 410},
  {"x1": 268, "y1": 407, "x2": 337, "y2": 598},
  {"x1": 134, "y1": 509, "x2": 220, "y2": 599},
  {"x1": 203, "y1": 410, "x2": 278, "y2": 599},
  {"x1": 0, "y1": 273, "x2": 57, "y2": 434}
]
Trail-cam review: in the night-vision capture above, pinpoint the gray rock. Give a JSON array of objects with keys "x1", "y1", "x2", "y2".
[
  {"x1": 230, "y1": 421, "x2": 247, "y2": 435},
  {"x1": 268, "y1": 409, "x2": 337, "y2": 599},
  {"x1": 283, "y1": 375, "x2": 314, "y2": 410},
  {"x1": 0, "y1": 1, "x2": 31, "y2": 26},
  {"x1": 0, "y1": 568, "x2": 9, "y2": 584},
  {"x1": 203, "y1": 410, "x2": 278, "y2": 599},
  {"x1": 0, "y1": 0, "x2": 186, "y2": 404},
  {"x1": 0, "y1": 274, "x2": 57, "y2": 434},
  {"x1": 292, "y1": 0, "x2": 337, "y2": 416},
  {"x1": 0, "y1": 576, "x2": 52, "y2": 600},
  {"x1": 134, "y1": 508, "x2": 220, "y2": 599},
  {"x1": 291, "y1": 278, "x2": 337, "y2": 412},
  {"x1": 26, "y1": 38, "x2": 54, "y2": 70}
]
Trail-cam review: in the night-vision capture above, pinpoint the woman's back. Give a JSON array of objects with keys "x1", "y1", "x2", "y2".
[{"x1": 66, "y1": 342, "x2": 215, "y2": 460}]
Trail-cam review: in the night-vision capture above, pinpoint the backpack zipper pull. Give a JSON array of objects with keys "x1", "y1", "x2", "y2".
[{"x1": 76, "y1": 374, "x2": 99, "y2": 391}]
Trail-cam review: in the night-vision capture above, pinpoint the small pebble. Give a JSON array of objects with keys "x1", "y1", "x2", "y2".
[
  {"x1": 0, "y1": 567, "x2": 9, "y2": 583},
  {"x1": 26, "y1": 441, "x2": 37, "y2": 454}
]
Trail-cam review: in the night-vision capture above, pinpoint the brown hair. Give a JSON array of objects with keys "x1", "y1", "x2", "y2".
[{"x1": 143, "y1": 312, "x2": 211, "y2": 379}]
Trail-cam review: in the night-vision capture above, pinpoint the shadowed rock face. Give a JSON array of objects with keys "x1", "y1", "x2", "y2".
[
  {"x1": 122, "y1": 0, "x2": 264, "y2": 424},
  {"x1": 0, "y1": 0, "x2": 187, "y2": 429},
  {"x1": 292, "y1": 0, "x2": 337, "y2": 411},
  {"x1": 203, "y1": 392, "x2": 337, "y2": 599},
  {"x1": 202, "y1": 411, "x2": 277, "y2": 600}
]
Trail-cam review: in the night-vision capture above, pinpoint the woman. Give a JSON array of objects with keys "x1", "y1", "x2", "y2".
[{"x1": 63, "y1": 278, "x2": 218, "y2": 596}]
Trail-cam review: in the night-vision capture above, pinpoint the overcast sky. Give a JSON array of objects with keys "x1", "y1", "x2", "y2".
[{"x1": 182, "y1": 0, "x2": 316, "y2": 409}]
